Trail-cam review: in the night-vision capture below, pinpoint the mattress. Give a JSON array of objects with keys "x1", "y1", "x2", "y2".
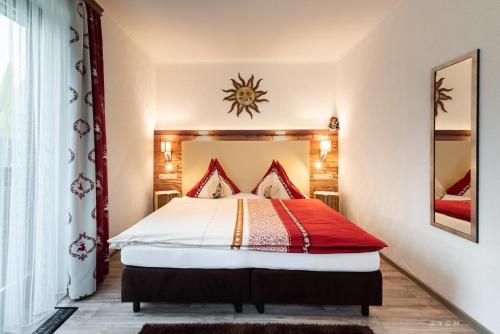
[{"x1": 120, "y1": 245, "x2": 380, "y2": 272}]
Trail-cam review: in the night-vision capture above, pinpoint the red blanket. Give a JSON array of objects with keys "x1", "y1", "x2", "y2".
[
  {"x1": 434, "y1": 200, "x2": 471, "y2": 222},
  {"x1": 243, "y1": 199, "x2": 387, "y2": 254}
]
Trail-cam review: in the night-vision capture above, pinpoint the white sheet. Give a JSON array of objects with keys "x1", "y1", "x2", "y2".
[
  {"x1": 120, "y1": 245, "x2": 380, "y2": 272},
  {"x1": 108, "y1": 197, "x2": 243, "y2": 249}
]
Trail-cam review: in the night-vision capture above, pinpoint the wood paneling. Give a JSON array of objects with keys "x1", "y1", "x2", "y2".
[
  {"x1": 155, "y1": 129, "x2": 335, "y2": 136},
  {"x1": 154, "y1": 190, "x2": 181, "y2": 211},
  {"x1": 153, "y1": 130, "x2": 338, "y2": 197},
  {"x1": 435, "y1": 130, "x2": 471, "y2": 141},
  {"x1": 309, "y1": 139, "x2": 338, "y2": 194},
  {"x1": 314, "y1": 192, "x2": 340, "y2": 211}
]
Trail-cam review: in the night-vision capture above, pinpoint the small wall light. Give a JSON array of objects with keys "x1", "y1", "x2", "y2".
[
  {"x1": 161, "y1": 141, "x2": 172, "y2": 161},
  {"x1": 320, "y1": 140, "x2": 331, "y2": 161}
]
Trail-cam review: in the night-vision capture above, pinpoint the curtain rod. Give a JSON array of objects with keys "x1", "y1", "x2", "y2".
[{"x1": 85, "y1": 0, "x2": 104, "y2": 16}]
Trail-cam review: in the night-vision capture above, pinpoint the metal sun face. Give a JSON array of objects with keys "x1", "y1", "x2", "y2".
[
  {"x1": 222, "y1": 73, "x2": 268, "y2": 118},
  {"x1": 236, "y1": 87, "x2": 255, "y2": 106},
  {"x1": 434, "y1": 77, "x2": 453, "y2": 117}
]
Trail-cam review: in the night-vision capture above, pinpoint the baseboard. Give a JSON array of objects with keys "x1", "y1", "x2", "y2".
[{"x1": 380, "y1": 253, "x2": 492, "y2": 334}]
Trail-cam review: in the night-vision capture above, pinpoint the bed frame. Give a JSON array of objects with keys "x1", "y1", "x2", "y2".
[{"x1": 121, "y1": 266, "x2": 382, "y2": 316}]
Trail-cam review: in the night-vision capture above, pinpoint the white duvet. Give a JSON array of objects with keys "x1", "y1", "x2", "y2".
[
  {"x1": 109, "y1": 194, "x2": 382, "y2": 272},
  {"x1": 108, "y1": 196, "x2": 252, "y2": 249}
]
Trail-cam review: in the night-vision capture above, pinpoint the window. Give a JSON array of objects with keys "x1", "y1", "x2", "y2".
[
  {"x1": 0, "y1": 8, "x2": 27, "y2": 330},
  {"x1": 0, "y1": 1, "x2": 70, "y2": 332}
]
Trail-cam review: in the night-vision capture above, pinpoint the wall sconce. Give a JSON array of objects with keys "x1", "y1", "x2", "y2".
[
  {"x1": 161, "y1": 141, "x2": 172, "y2": 161},
  {"x1": 320, "y1": 140, "x2": 331, "y2": 161}
]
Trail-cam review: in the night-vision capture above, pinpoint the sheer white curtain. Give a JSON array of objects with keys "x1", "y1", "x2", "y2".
[{"x1": 0, "y1": 0, "x2": 70, "y2": 332}]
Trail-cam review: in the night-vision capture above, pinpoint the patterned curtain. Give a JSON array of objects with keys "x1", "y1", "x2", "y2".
[
  {"x1": 87, "y1": 1, "x2": 109, "y2": 285},
  {"x1": 67, "y1": 0, "x2": 108, "y2": 299}
]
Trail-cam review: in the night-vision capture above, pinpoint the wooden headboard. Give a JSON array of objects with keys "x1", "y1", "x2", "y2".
[{"x1": 153, "y1": 129, "x2": 338, "y2": 197}]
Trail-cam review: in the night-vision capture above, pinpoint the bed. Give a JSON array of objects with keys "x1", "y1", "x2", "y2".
[
  {"x1": 434, "y1": 194, "x2": 471, "y2": 234},
  {"x1": 109, "y1": 194, "x2": 386, "y2": 316}
]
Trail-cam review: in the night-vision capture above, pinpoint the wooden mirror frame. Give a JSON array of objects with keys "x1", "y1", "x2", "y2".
[{"x1": 430, "y1": 50, "x2": 479, "y2": 242}]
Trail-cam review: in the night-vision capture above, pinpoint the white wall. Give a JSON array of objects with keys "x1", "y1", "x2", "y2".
[
  {"x1": 102, "y1": 13, "x2": 156, "y2": 237},
  {"x1": 336, "y1": 0, "x2": 500, "y2": 332},
  {"x1": 155, "y1": 63, "x2": 336, "y2": 129}
]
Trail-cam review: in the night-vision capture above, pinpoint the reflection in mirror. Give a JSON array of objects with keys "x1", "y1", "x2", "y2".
[{"x1": 431, "y1": 50, "x2": 478, "y2": 242}]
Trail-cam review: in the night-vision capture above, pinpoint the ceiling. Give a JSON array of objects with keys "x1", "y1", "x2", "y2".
[{"x1": 100, "y1": 0, "x2": 400, "y2": 64}]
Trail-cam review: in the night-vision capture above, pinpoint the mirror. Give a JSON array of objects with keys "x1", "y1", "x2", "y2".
[{"x1": 431, "y1": 50, "x2": 479, "y2": 242}]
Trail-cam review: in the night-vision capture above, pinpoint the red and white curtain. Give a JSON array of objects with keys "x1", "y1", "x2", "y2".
[{"x1": 67, "y1": 0, "x2": 109, "y2": 299}]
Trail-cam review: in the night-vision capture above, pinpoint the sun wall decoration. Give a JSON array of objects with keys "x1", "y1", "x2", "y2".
[
  {"x1": 222, "y1": 73, "x2": 269, "y2": 118},
  {"x1": 434, "y1": 77, "x2": 453, "y2": 117}
]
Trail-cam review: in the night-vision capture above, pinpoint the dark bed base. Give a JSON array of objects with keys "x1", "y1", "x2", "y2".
[{"x1": 122, "y1": 266, "x2": 382, "y2": 316}]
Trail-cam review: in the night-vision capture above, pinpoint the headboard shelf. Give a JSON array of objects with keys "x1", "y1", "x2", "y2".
[
  {"x1": 154, "y1": 129, "x2": 338, "y2": 136},
  {"x1": 153, "y1": 129, "x2": 338, "y2": 200},
  {"x1": 434, "y1": 129, "x2": 471, "y2": 141}
]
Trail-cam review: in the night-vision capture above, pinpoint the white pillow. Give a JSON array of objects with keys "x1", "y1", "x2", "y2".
[
  {"x1": 256, "y1": 173, "x2": 291, "y2": 199},
  {"x1": 435, "y1": 179, "x2": 446, "y2": 199},
  {"x1": 186, "y1": 159, "x2": 241, "y2": 198},
  {"x1": 261, "y1": 180, "x2": 280, "y2": 199},
  {"x1": 252, "y1": 160, "x2": 306, "y2": 199},
  {"x1": 196, "y1": 172, "x2": 232, "y2": 199}
]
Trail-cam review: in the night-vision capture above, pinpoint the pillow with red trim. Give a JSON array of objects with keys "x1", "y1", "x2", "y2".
[
  {"x1": 447, "y1": 170, "x2": 471, "y2": 196},
  {"x1": 186, "y1": 159, "x2": 241, "y2": 198},
  {"x1": 251, "y1": 160, "x2": 306, "y2": 199}
]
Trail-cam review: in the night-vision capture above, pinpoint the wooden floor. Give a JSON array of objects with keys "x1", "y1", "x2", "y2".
[{"x1": 45, "y1": 254, "x2": 476, "y2": 334}]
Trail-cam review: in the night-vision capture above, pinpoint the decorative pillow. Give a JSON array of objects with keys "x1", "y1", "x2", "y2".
[
  {"x1": 260, "y1": 179, "x2": 280, "y2": 199},
  {"x1": 186, "y1": 159, "x2": 241, "y2": 198},
  {"x1": 251, "y1": 160, "x2": 306, "y2": 199},
  {"x1": 435, "y1": 179, "x2": 446, "y2": 199},
  {"x1": 447, "y1": 170, "x2": 471, "y2": 196}
]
